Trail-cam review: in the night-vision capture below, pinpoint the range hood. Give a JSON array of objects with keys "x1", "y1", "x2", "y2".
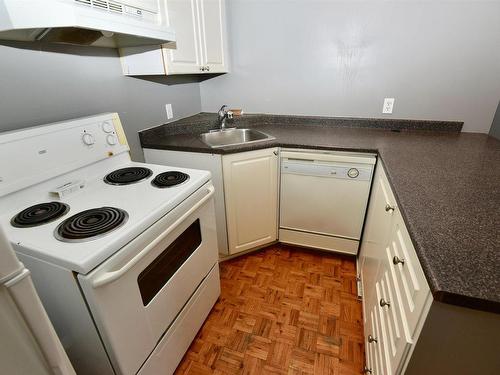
[{"x1": 0, "y1": 0, "x2": 176, "y2": 48}]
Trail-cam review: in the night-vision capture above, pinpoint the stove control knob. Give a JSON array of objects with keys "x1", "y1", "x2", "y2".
[
  {"x1": 106, "y1": 134, "x2": 117, "y2": 146},
  {"x1": 102, "y1": 121, "x2": 114, "y2": 133},
  {"x1": 348, "y1": 168, "x2": 359, "y2": 178},
  {"x1": 82, "y1": 133, "x2": 95, "y2": 146}
]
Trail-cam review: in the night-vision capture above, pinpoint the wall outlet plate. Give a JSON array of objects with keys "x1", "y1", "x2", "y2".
[
  {"x1": 165, "y1": 104, "x2": 173, "y2": 120},
  {"x1": 383, "y1": 98, "x2": 395, "y2": 114}
]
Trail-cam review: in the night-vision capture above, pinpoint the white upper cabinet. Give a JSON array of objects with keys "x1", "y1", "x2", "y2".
[
  {"x1": 198, "y1": 0, "x2": 226, "y2": 73},
  {"x1": 162, "y1": 0, "x2": 202, "y2": 74},
  {"x1": 120, "y1": 0, "x2": 227, "y2": 75}
]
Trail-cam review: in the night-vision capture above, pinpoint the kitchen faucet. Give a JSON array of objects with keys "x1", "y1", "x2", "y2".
[{"x1": 217, "y1": 105, "x2": 233, "y2": 130}]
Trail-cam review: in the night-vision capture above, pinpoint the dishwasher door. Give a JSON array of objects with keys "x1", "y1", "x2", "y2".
[{"x1": 279, "y1": 151, "x2": 375, "y2": 254}]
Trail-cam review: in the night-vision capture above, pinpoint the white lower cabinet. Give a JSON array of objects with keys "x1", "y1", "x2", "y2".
[
  {"x1": 222, "y1": 148, "x2": 279, "y2": 254},
  {"x1": 360, "y1": 164, "x2": 431, "y2": 375},
  {"x1": 144, "y1": 148, "x2": 279, "y2": 256}
]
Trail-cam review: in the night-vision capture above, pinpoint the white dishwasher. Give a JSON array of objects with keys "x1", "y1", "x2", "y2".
[{"x1": 279, "y1": 150, "x2": 376, "y2": 255}]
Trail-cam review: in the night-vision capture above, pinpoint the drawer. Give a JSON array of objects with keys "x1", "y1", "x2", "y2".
[{"x1": 387, "y1": 214, "x2": 431, "y2": 337}]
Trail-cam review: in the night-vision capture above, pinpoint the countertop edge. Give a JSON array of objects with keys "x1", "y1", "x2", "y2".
[{"x1": 141, "y1": 140, "x2": 380, "y2": 155}]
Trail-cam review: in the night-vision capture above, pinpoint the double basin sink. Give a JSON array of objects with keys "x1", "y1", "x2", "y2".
[{"x1": 200, "y1": 128, "x2": 275, "y2": 148}]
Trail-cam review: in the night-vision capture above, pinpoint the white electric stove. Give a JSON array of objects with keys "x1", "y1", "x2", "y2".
[{"x1": 0, "y1": 113, "x2": 221, "y2": 375}]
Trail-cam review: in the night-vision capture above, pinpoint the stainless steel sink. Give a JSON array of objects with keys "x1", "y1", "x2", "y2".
[{"x1": 199, "y1": 128, "x2": 275, "y2": 148}]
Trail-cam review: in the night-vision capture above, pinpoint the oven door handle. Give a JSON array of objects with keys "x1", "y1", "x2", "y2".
[{"x1": 91, "y1": 184, "x2": 215, "y2": 289}]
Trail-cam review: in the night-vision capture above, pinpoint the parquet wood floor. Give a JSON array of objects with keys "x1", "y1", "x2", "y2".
[{"x1": 175, "y1": 245, "x2": 365, "y2": 375}]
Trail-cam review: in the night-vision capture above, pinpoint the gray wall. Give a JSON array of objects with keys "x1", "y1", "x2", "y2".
[
  {"x1": 0, "y1": 42, "x2": 202, "y2": 161},
  {"x1": 1, "y1": 0, "x2": 499, "y2": 153},
  {"x1": 200, "y1": 0, "x2": 500, "y2": 133}
]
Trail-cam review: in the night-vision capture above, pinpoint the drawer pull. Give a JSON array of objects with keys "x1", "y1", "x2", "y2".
[
  {"x1": 380, "y1": 298, "x2": 391, "y2": 308},
  {"x1": 393, "y1": 256, "x2": 405, "y2": 266},
  {"x1": 385, "y1": 203, "x2": 396, "y2": 212},
  {"x1": 368, "y1": 334, "x2": 378, "y2": 343},
  {"x1": 364, "y1": 366, "x2": 373, "y2": 374}
]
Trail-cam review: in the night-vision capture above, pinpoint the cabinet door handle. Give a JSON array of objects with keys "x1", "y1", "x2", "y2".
[
  {"x1": 273, "y1": 150, "x2": 278, "y2": 156},
  {"x1": 368, "y1": 334, "x2": 378, "y2": 343},
  {"x1": 380, "y1": 298, "x2": 391, "y2": 308},
  {"x1": 385, "y1": 203, "x2": 395, "y2": 212},
  {"x1": 393, "y1": 256, "x2": 405, "y2": 266},
  {"x1": 364, "y1": 366, "x2": 373, "y2": 374},
  {"x1": 200, "y1": 66, "x2": 205, "y2": 71},
  {"x1": 206, "y1": 66, "x2": 210, "y2": 71}
]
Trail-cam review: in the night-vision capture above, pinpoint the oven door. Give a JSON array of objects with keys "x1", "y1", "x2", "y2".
[{"x1": 77, "y1": 182, "x2": 218, "y2": 375}]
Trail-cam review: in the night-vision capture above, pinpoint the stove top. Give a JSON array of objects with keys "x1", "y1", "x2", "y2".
[
  {"x1": 104, "y1": 167, "x2": 153, "y2": 185},
  {"x1": 2, "y1": 158, "x2": 211, "y2": 274},
  {"x1": 152, "y1": 171, "x2": 190, "y2": 188},
  {"x1": 55, "y1": 207, "x2": 128, "y2": 242},
  {"x1": 11, "y1": 202, "x2": 69, "y2": 228}
]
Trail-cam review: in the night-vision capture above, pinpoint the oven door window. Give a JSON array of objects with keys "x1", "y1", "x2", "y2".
[{"x1": 137, "y1": 219, "x2": 202, "y2": 306}]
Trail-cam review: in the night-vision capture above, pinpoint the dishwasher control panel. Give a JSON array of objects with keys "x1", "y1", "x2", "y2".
[{"x1": 281, "y1": 160, "x2": 372, "y2": 181}]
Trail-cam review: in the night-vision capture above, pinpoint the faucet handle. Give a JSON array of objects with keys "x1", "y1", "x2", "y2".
[{"x1": 227, "y1": 111, "x2": 233, "y2": 119}]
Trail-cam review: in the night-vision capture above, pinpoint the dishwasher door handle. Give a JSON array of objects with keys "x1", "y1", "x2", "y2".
[
  {"x1": 285, "y1": 157, "x2": 316, "y2": 163},
  {"x1": 281, "y1": 151, "x2": 376, "y2": 165}
]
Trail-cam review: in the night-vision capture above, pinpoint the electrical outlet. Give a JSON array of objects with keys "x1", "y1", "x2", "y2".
[
  {"x1": 165, "y1": 104, "x2": 173, "y2": 120},
  {"x1": 383, "y1": 98, "x2": 395, "y2": 114}
]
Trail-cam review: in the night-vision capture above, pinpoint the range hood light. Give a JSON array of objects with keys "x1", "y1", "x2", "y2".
[{"x1": 101, "y1": 31, "x2": 114, "y2": 38}]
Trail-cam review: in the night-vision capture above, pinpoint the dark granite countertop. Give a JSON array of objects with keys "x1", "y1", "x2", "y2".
[{"x1": 140, "y1": 113, "x2": 500, "y2": 314}]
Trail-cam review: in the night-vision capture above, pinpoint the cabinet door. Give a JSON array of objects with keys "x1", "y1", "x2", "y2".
[
  {"x1": 162, "y1": 0, "x2": 202, "y2": 74},
  {"x1": 359, "y1": 165, "x2": 397, "y2": 322},
  {"x1": 223, "y1": 148, "x2": 278, "y2": 254},
  {"x1": 120, "y1": 46, "x2": 166, "y2": 76},
  {"x1": 386, "y1": 211, "x2": 431, "y2": 337},
  {"x1": 198, "y1": 0, "x2": 227, "y2": 73}
]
